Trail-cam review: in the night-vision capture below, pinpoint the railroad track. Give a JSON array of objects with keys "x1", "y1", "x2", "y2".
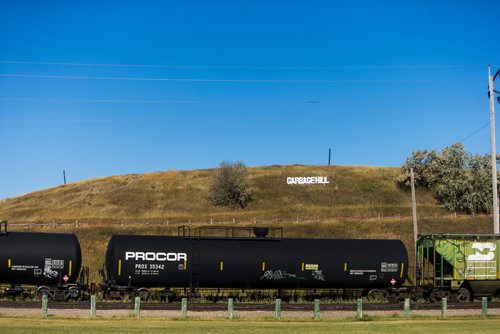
[{"x1": 1, "y1": 301, "x2": 498, "y2": 311}]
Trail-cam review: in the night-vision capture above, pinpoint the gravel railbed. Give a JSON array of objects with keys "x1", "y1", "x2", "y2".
[{"x1": 1, "y1": 301, "x2": 499, "y2": 318}]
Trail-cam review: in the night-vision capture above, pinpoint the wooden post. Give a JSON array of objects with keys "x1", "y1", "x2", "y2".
[
  {"x1": 356, "y1": 298, "x2": 363, "y2": 320},
  {"x1": 488, "y1": 65, "x2": 500, "y2": 234},
  {"x1": 275, "y1": 298, "x2": 281, "y2": 320},
  {"x1": 482, "y1": 297, "x2": 488, "y2": 317},
  {"x1": 410, "y1": 168, "x2": 419, "y2": 283},
  {"x1": 314, "y1": 299, "x2": 320, "y2": 320},
  {"x1": 228, "y1": 298, "x2": 234, "y2": 319},
  {"x1": 181, "y1": 298, "x2": 188, "y2": 319},
  {"x1": 404, "y1": 298, "x2": 411, "y2": 319},
  {"x1": 90, "y1": 295, "x2": 96, "y2": 318},
  {"x1": 134, "y1": 297, "x2": 140, "y2": 318},
  {"x1": 441, "y1": 297, "x2": 447, "y2": 319},
  {"x1": 42, "y1": 294, "x2": 48, "y2": 318}
]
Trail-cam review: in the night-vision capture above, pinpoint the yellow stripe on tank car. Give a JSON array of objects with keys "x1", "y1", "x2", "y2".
[
  {"x1": 184, "y1": 260, "x2": 187, "y2": 270},
  {"x1": 68, "y1": 260, "x2": 72, "y2": 276},
  {"x1": 118, "y1": 259, "x2": 122, "y2": 276},
  {"x1": 301, "y1": 262, "x2": 304, "y2": 271},
  {"x1": 220, "y1": 261, "x2": 224, "y2": 271},
  {"x1": 8, "y1": 259, "x2": 11, "y2": 268},
  {"x1": 344, "y1": 263, "x2": 347, "y2": 272},
  {"x1": 262, "y1": 262, "x2": 266, "y2": 271},
  {"x1": 400, "y1": 263, "x2": 404, "y2": 278}
]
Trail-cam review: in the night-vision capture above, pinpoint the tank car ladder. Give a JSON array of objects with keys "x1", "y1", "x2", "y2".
[{"x1": 189, "y1": 239, "x2": 201, "y2": 294}]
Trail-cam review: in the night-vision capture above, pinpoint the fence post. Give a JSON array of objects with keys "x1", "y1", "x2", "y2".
[
  {"x1": 404, "y1": 298, "x2": 411, "y2": 319},
  {"x1": 314, "y1": 299, "x2": 320, "y2": 320},
  {"x1": 42, "y1": 294, "x2": 48, "y2": 318},
  {"x1": 181, "y1": 298, "x2": 188, "y2": 319},
  {"x1": 228, "y1": 298, "x2": 234, "y2": 319},
  {"x1": 275, "y1": 298, "x2": 281, "y2": 320},
  {"x1": 134, "y1": 297, "x2": 141, "y2": 318},
  {"x1": 441, "y1": 297, "x2": 447, "y2": 319},
  {"x1": 356, "y1": 299, "x2": 363, "y2": 320},
  {"x1": 90, "y1": 295, "x2": 96, "y2": 318},
  {"x1": 482, "y1": 297, "x2": 488, "y2": 317}
]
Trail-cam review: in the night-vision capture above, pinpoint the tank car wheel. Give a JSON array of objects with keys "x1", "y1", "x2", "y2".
[
  {"x1": 136, "y1": 288, "x2": 150, "y2": 302},
  {"x1": 387, "y1": 292, "x2": 402, "y2": 303},
  {"x1": 456, "y1": 288, "x2": 471, "y2": 303},
  {"x1": 35, "y1": 286, "x2": 50, "y2": 300},
  {"x1": 104, "y1": 290, "x2": 126, "y2": 301},
  {"x1": 398, "y1": 291, "x2": 410, "y2": 302},
  {"x1": 67, "y1": 286, "x2": 81, "y2": 300},
  {"x1": 366, "y1": 289, "x2": 387, "y2": 302}
]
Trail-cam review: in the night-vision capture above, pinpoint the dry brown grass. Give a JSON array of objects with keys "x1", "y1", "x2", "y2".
[
  {"x1": 0, "y1": 165, "x2": 446, "y2": 223},
  {"x1": 0, "y1": 164, "x2": 494, "y2": 282}
]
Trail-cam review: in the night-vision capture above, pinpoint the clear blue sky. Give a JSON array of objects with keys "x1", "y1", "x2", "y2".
[{"x1": 1, "y1": 1, "x2": 499, "y2": 199}]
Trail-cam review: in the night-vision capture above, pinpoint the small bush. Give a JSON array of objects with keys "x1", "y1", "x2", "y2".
[{"x1": 208, "y1": 161, "x2": 252, "y2": 208}]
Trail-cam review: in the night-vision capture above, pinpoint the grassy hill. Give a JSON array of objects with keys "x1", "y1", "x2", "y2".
[
  {"x1": 0, "y1": 164, "x2": 450, "y2": 223},
  {"x1": 0, "y1": 164, "x2": 495, "y2": 283}
]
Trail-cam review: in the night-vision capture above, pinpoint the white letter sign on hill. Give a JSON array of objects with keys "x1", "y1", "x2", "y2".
[{"x1": 286, "y1": 177, "x2": 330, "y2": 185}]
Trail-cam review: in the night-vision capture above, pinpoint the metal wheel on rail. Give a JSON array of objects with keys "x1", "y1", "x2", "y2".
[
  {"x1": 366, "y1": 289, "x2": 387, "y2": 302},
  {"x1": 429, "y1": 289, "x2": 449, "y2": 303},
  {"x1": 387, "y1": 292, "x2": 405, "y2": 303},
  {"x1": 67, "y1": 286, "x2": 81, "y2": 300},
  {"x1": 136, "y1": 288, "x2": 150, "y2": 302},
  {"x1": 456, "y1": 288, "x2": 471, "y2": 303},
  {"x1": 35, "y1": 286, "x2": 50, "y2": 300}
]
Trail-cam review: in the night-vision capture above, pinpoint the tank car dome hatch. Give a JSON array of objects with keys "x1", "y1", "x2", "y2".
[{"x1": 253, "y1": 227, "x2": 269, "y2": 238}]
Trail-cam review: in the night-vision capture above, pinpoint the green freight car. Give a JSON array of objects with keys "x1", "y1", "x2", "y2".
[{"x1": 417, "y1": 234, "x2": 500, "y2": 302}]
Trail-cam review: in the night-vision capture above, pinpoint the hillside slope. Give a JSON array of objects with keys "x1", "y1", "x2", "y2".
[
  {"x1": 2, "y1": 164, "x2": 495, "y2": 282},
  {"x1": 0, "y1": 165, "x2": 447, "y2": 223}
]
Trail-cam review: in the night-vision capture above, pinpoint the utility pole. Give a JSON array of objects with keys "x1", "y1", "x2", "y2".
[
  {"x1": 63, "y1": 170, "x2": 67, "y2": 185},
  {"x1": 488, "y1": 65, "x2": 500, "y2": 234},
  {"x1": 328, "y1": 148, "x2": 331, "y2": 166},
  {"x1": 410, "y1": 168, "x2": 418, "y2": 282}
]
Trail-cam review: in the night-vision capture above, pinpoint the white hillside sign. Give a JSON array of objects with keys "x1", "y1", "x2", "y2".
[{"x1": 286, "y1": 176, "x2": 330, "y2": 185}]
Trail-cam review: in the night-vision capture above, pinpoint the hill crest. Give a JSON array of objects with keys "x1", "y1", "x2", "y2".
[{"x1": 0, "y1": 164, "x2": 443, "y2": 223}]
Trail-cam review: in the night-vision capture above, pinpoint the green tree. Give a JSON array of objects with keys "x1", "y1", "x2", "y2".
[
  {"x1": 208, "y1": 161, "x2": 252, "y2": 208},
  {"x1": 461, "y1": 154, "x2": 492, "y2": 214},
  {"x1": 434, "y1": 144, "x2": 471, "y2": 212},
  {"x1": 395, "y1": 149, "x2": 440, "y2": 189},
  {"x1": 396, "y1": 143, "x2": 494, "y2": 214}
]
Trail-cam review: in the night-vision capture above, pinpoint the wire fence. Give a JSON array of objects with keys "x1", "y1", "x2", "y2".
[{"x1": 5, "y1": 212, "x2": 490, "y2": 230}]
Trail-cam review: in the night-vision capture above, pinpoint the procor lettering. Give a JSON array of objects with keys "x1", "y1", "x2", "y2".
[{"x1": 125, "y1": 251, "x2": 187, "y2": 262}]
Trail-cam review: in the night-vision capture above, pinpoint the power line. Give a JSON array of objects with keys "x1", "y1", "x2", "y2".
[
  {"x1": 0, "y1": 73, "x2": 481, "y2": 83},
  {"x1": 0, "y1": 106, "x2": 480, "y2": 124},
  {"x1": 460, "y1": 121, "x2": 490, "y2": 143},
  {"x1": 0, "y1": 60, "x2": 491, "y2": 69},
  {"x1": 0, "y1": 96, "x2": 484, "y2": 105}
]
